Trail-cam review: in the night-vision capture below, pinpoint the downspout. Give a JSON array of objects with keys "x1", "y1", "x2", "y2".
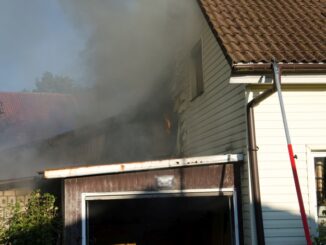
[{"x1": 246, "y1": 65, "x2": 277, "y2": 245}]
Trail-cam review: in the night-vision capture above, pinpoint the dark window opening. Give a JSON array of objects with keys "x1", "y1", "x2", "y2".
[{"x1": 191, "y1": 40, "x2": 204, "y2": 100}]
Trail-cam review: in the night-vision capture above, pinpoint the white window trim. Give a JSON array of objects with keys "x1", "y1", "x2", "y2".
[{"x1": 81, "y1": 188, "x2": 239, "y2": 245}]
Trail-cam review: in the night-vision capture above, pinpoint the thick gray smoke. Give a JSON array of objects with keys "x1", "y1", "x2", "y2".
[
  {"x1": 59, "y1": 0, "x2": 202, "y2": 121},
  {"x1": 0, "y1": 0, "x2": 203, "y2": 180}
]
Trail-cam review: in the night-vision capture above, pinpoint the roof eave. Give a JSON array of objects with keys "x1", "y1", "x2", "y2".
[{"x1": 232, "y1": 63, "x2": 326, "y2": 75}]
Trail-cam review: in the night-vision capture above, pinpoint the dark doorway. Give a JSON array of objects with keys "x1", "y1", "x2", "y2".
[{"x1": 87, "y1": 195, "x2": 232, "y2": 245}]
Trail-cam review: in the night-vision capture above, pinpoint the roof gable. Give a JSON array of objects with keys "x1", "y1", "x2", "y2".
[{"x1": 199, "y1": 0, "x2": 326, "y2": 64}]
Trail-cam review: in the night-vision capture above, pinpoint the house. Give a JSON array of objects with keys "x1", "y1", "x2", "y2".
[
  {"x1": 172, "y1": 0, "x2": 325, "y2": 244},
  {"x1": 0, "y1": 92, "x2": 79, "y2": 179},
  {"x1": 0, "y1": 92, "x2": 77, "y2": 226},
  {"x1": 0, "y1": 92, "x2": 77, "y2": 153},
  {"x1": 42, "y1": 0, "x2": 325, "y2": 244}
]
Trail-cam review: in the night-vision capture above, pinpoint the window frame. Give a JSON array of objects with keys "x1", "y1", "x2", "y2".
[
  {"x1": 308, "y1": 150, "x2": 326, "y2": 237},
  {"x1": 190, "y1": 39, "x2": 204, "y2": 101}
]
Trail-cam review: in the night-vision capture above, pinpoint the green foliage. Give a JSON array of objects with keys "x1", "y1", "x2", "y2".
[
  {"x1": 313, "y1": 221, "x2": 326, "y2": 245},
  {"x1": 34, "y1": 71, "x2": 77, "y2": 94},
  {"x1": 0, "y1": 190, "x2": 60, "y2": 245}
]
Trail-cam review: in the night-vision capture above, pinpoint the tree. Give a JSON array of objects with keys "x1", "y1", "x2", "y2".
[
  {"x1": 33, "y1": 72, "x2": 76, "y2": 94},
  {"x1": 0, "y1": 190, "x2": 61, "y2": 245}
]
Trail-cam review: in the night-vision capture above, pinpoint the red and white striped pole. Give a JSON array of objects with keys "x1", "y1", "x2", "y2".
[{"x1": 272, "y1": 61, "x2": 312, "y2": 245}]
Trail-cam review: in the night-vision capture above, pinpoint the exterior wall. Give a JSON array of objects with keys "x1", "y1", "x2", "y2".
[
  {"x1": 0, "y1": 178, "x2": 61, "y2": 228},
  {"x1": 250, "y1": 87, "x2": 326, "y2": 244},
  {"x1": 63, "y1": 163, "x2": 237, "y2": 245},
  {"x1": 174, "y1": 15, "x2": 246, "y2": 157},
  {"x1": 0, "y1": 188, "x2": 32, "y2": 226},
  {"x1": 172, "y1": 8, "x2": 248, "y2": 244}
]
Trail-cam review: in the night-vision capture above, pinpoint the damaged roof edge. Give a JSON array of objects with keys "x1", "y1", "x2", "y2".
[{"x1": 42, "y1": 154, "x2": 243, "y2": 179}]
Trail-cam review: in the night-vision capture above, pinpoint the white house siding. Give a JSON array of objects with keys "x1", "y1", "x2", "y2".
[
  {"x1": 172, "y1": 8, "x2": 249, "y2": 244},
  {"x1": 174, "y1": 14, "x2": 246, "y2": 157},
  {"x1": 251, "y1": 88, "x2": 326, "y2": 244}
]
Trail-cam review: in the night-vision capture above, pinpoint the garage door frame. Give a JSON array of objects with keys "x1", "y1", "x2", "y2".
[{"x1": 81, "y1": 188, "x2": 239, "y2": 245}]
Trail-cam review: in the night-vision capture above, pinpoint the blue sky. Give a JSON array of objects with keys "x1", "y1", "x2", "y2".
[{"x1": 0, "y1": 0, "x2": 86, "y2": 92}]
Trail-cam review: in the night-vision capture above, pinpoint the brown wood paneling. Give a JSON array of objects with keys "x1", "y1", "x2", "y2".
[{"x1": 63, "y1": 163, "x2": 238, "y2": 245}]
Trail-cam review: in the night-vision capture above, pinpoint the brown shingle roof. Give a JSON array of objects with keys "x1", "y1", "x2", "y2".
[{"x1": 199, "y1": 0, "x2": 326, "y2": 64}]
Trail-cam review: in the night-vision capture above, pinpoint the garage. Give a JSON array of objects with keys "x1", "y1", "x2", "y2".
[{"x1": 43, "y1": 155, "x2": 243, "y2": 245}]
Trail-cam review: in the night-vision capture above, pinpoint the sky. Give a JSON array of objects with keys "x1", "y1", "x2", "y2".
[
  {"x1": 0, "y1": 0, "x2": 200, "y2": 101},
  {"x1": 0, "y1": 0, "x2": 86, "y2": 92}
]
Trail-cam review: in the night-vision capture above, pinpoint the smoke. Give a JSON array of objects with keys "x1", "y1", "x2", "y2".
[
  {"x1": 0, "y1": 0, "x2": 204, "y2": 179},
  {"x1": 59, "y1": 0, "x2": 202, "y2": 121}
]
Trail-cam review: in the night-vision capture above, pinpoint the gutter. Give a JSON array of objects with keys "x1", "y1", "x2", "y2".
[
  {"x1": 246, "y1": 68, "x2": 277, "y2": 245},
  {"x1": 233, "y1": 63, "x2": 326, "y2": 75}
]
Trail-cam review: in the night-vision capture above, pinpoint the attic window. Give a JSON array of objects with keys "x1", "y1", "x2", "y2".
[{"x1": 190, "y1": 40, "x2": 204, "y2": 100}]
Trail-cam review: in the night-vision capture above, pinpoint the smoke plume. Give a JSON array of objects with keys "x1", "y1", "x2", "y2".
[
  {"x1": 0, "y1": 0, "x2": 203, "y2": 179},
  {"x1": 60, "y1": 0, "x2": 202, "y2": 121}
]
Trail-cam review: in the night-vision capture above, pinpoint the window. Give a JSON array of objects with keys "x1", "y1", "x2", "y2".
[
  {"x1": 315, "y1": 157, "x2": 326, "y2": 210},
  {"x1": 190, "y1": 40, "x2": 204, "y2": 100},
  {"x1": 314, "y1": 155, "x2": 326, "y2": 241},
  {"x1": 316, "y1": 158, "x2": 326, "y2": 205}
]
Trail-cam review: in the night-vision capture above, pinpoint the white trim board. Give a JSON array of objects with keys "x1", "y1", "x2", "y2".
[
  {"x1": 44, "y1": 154, "x2": 243, "y2": 179},
  {"x1": 83, "y1": 188, "x2": 235, "y2": 200},
  {"x1": 81, "y1": 188, "x2": 239, "y2": 245},
  {"x1": 230, "y1": 74, "x2": 326, "y2": 84}
]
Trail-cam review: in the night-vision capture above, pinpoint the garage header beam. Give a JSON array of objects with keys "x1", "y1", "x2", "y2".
[{"x1": 43, "y1": 154, "x2": 243, "y2": 179}]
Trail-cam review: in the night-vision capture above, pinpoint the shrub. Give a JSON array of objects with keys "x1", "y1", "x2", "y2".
[{"x1": 0, "y1": 190, "x2": 60, "y2": 245}]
